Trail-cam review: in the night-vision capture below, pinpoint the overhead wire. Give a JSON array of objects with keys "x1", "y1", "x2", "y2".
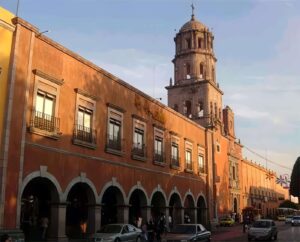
[{"x1": 243, "y1": 145, "x2": 292, "y2": 171}]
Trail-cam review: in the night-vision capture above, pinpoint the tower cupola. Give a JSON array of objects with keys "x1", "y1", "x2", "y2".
[{"x1": 166, "y1": 6, "x2": 223, "y2": 129}]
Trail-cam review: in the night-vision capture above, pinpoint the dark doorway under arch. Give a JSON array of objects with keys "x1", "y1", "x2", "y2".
[
  {"x1": 21, "y1": 177, "x2": 59, "y2": 241},
  {"x1": 66, "y1": 183, "x2": 96, "y2": 239},
  {"x1": 169, "y1": 193, "x2": 182, "y2": 226},
  {"x1": 129, "y1": 189, "x2": 147, "y2": 225},
  {"x1": 151, "y1": 192, "x2": 166, "y2": 222},
  {"x1": 197, "y1": 196, "x2": 207, "y2": 226},
  {"x1": 101, "y1": 186, "x2": 125, "y2": 226},
  {"x1": 184, "y1": 195, "x2": 195, "y2": 223}
]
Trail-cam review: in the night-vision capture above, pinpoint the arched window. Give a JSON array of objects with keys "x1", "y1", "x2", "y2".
[
  {"x1": 174, "y1": 104, "x2": 178, "y2": 112},
  {"x1": 185, "y1": 101, "x2": 192, "y2": 118},
  {"x1": 200, "y1": 63, "x2": 204, "y2": 79},
  {"x1": 198, "y1": 38, "x2": 203, "y2": 48},
  {"x1": 185, "y1": 63, "x2": 191, "y2": 79}
]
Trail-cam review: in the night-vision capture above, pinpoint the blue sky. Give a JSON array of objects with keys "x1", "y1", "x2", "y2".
[{"x1": 1, "y1": 0, "x2": 299, "y2": 176}]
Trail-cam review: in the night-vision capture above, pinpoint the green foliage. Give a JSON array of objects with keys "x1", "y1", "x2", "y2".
[
  {"x1": 290, "y1": 157, "x2": 300, "y2": 201},
  {"x1": 279, "y1": 200, "x2": 299, "y2": 210}
]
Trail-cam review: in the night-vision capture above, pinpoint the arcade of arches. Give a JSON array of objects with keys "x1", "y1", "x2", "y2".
[{"x1": 20, "y1": 176, "x2": 208, "y2": 240}]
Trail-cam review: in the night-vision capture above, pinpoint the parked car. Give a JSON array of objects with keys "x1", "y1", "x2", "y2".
[
  {"x1": 285, "y1": 215, "x2": 293, "y2": 224},
  {"x1": 89, "y1": 224, "x2": 142, "y2": 242},
  {"x1": 248, "y1": 219, "x2": 277, "y2": 241},
  {"x1": 219, "y1": 217, "x2": 235, "y2": 227},
  {"x1": 291, "y1": 216, "x2": 300, "y2": 226},
  {"x1": 277, "y1": 215, "x2": 285, "y2": 221},
  {"x1": 163, "y1": 224, "x2": 211, "y2": 242}
]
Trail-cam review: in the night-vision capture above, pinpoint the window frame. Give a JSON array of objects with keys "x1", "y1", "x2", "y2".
[
  {"x1": 73, "y1": 88, "x2": 97, "y2": 148},
  {"x1": 170, "y1": 135, "x2": 180, "y2": 169},
  {"x1": 132, "y1": 117, "x2": 147, "y2": 161},
  {"x1": 153, "y1": 127, "x2": 165, "y2": 165},
  {"x1": 30, "y1": 70, "x2": 63, "y2": 139},
  {"x1": 184, "y1": 140, "x2": 193, "y2": 172},
  {"x1": 106, "y1": 105, "x2": 124, "y2": 155}
]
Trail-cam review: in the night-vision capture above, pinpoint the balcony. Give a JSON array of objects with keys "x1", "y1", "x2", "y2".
[
  {"x1": 153, "y1": 151, "x2": 165, "y2": 165},
  {"x1": 106, "y1": 135, "x2": 124, "y2": 156},
  {"x1": 132, "y1": 143, "x2": 146, "y2": 161},
  {"x1": 29, "y1": 109, "x2": 60, "y2": 139},
  {"x1": 73, "y1": 124, "x2": 97, "y2": 149},
  {"x1": 171, "y1": 156, "x2": 180, "y2": 169},
  {"x1": 185, "y1": 161, "x2": 193, "y2": 172}
]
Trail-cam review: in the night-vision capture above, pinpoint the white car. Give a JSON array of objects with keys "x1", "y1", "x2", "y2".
[
  {"x1": 90, "y1": 224, "x2": 142, "y2": 242},
  {"x1": 291, "y1": 216, "x2": 300, "y2": 226},
  {"x1": 248, "y1": 219, "x2": 277, "y2": 241}
]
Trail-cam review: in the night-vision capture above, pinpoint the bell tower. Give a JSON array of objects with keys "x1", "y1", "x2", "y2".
[{"x1": 166, "y1": 7, "x2": 223, "y2": 128}]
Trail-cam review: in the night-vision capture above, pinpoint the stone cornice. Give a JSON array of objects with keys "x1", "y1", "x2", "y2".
[
  {"x1": 74, "y1": 88, "x2": 98, "y2": 101},
  {"x1": 33, "y1": 69, "x2": 64, "y2": 86}
]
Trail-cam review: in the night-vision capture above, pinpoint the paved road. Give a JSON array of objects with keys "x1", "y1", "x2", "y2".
[{"x1": 211, "y1": 222, "x2": 300, "y2": 242}]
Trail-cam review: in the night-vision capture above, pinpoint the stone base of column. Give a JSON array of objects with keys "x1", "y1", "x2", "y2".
[{"x1": 0, "y1": 229, "x2": 24, "y2": 242}]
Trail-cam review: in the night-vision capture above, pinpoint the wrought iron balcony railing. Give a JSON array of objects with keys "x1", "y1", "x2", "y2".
[
  {"x1": 171, "y1": 155, "x2": 180, "y2": 167},
  {"x1": 198, "y1": 166, "x2": 205, "y2": 174},
  {"x1": 106, "y1": 135, "x2": 122, "y2": 151},
  {"x1": 132, "y1": 143, "x2": 146, "y2": 157},
  {"x1": 185, "y1": 161, "x2": 193, "y2": 171},
  {"x1": 154, "y1": 151, "x2": 164, "y2": 163},
  {"x1": 73, "y1": 124, "x2": 97, "y2": 144},
  {"x1": 30, "y1": 109, "x2": 60, "y2": 133}
]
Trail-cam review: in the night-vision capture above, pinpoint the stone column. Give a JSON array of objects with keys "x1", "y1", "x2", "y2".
[
  {"x1": 87, "y1": 204, "x2": 101, "y2": 234},
  {"x1": 48, "y1": 203, "x2": 68, "y2": 242},
  {"x1": 146, "y1": 206, "x2": 152, "y2": 223},
  {"x1": 120, "y1": 205, "x2": 129, "y2": 224}
]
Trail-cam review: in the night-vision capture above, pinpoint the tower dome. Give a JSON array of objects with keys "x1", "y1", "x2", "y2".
[{"x1": 180, "y1": 15, "x2": 207, "y2": 32}]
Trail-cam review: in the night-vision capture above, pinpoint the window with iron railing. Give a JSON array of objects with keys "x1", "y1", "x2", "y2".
[
  {"x1": 198, "y1": 154, "x2": 205, "y2": 173},
  {"x1": 73, "y1": 106, "x2": 96, "y2": 144},
  {"x1": 73, "y1": 124, "x2": 96, "y2": 144},
  {"x1": 31, "y1": 109, "x2": 60, "y2": 133},
  {"x1": 171, "y1": 143, "x2": 179, "y2": 167},
  {"x1": 107, "y1": 118, "x2": 121, "y2": 151},
  {"x1": 31, "y1": 90, "x2": 60, "y2": 133},
  {"x1": 154, "y1": 137, "x2": 164, "y2": 163},
  {"x1": 185, "y1": 149, "x2": 192, "y2": 170}
]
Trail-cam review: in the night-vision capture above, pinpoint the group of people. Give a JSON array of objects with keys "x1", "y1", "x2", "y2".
[{"x1": 135, "y1": 214, "x2": 170, "y2": 242}]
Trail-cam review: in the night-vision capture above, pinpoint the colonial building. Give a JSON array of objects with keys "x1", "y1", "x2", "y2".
[{"x1": 0, "y1": 6, "x2": 289, "y2": 241}]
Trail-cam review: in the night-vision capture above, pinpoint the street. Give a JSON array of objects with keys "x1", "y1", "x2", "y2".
[{"x1": 212, "y1": 222, "x2": 300, "y2": 242}]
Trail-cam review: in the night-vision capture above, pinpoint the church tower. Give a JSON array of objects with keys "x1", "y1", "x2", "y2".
[{"x1": 166, "y1": 7, "x2": 223, "y2": 129}]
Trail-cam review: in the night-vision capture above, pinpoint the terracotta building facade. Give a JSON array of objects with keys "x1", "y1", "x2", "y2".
[{"x1": 0, "y1": 7, "x2": 288, "y2": 241}]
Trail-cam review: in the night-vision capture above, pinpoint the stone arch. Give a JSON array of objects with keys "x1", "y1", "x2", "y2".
[
  {"x1": 183, "y1": 192, "x2": 196, "y2": 223},
  {"x1": 62, "y1": 175, "x2": 98, "y2": 203},
  {"x1": 128, "y1": 185, "x2": 148, "y2": 225},
  {"x1": 64, "y1": 176, "x2": 98, "y2": 238},
  {"x1": 100, "y1": 179, "x2": 126, "y2": 226},
  {"x1": 20, "y1": 171, "x2": 61, "y2": 241},
  {"x1": 168, "y1": 189, "x2": 183, "y2": 225},
  {"x1": 150, "y1": 186, "x2": 167, "y2": 221},
  {"x1": 196, "y1": 194, "x2": 208, "y2": 226},
  {"x1": 20, "y1": 169, "x2": 63, "y2": 201}
]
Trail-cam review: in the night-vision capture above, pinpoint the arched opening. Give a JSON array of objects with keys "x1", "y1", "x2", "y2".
[
  {"x1": 197, "y1": 196, "x2": 207, "y2": 226},
  {"x1": 200, "y1": 63, "x2": 205, "y2": 79},
  {"x1": 184, "y1": 101, "x2": 192, "y2": 118},
  {"x1": 66, "y1": 183, "x2": 96, "y2": 239},
  {"x1": 21, "y1": 177, "x2": 59, "y2": 241},
  {"x1": 151, "y1": 192, "x2": 166, "y2": 222},
  {"x1": 184, "y1": 195, "x2": 195, "y2": 223},
  {"x1": 101, "y1": 186, "x2": 125, "y2": 226},
  {"x1": 233, "y1": 198, "x2": 238, "y2": 213},
  {"x1": 169, "y1": 193, "x2": 182, "y2": 226},
  {"x1": 129, "y1": 189, "x2": 147, "y2": 226}
]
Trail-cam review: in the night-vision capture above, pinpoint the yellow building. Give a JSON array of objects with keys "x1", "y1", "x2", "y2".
[{"x1": 0, "y1": 7, "x2": 15, "y2": 156}]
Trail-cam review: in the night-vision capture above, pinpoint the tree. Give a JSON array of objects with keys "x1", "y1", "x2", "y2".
[{"x1": 290, "y1": 157, "x2": 300, "y2": 204}]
